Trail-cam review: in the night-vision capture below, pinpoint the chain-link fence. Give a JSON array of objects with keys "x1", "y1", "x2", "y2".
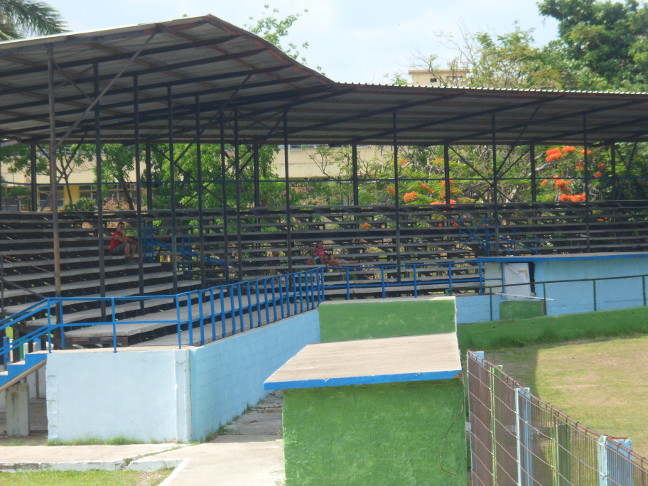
[{"x1": 466, "y1": 351, "x2": 648, "y2": 485}]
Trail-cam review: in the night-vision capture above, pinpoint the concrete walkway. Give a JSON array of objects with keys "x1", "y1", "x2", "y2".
[{"x1": 0, "y1": 392, "x2": 285, "y2": 485}]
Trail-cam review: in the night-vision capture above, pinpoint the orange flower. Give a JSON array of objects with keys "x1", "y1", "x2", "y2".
[
  {"x1": 386, "y1": 186, "x2": 395, "y2": 195},
  {"x1": 420, "y1": 183, "x2": 429, "y2": 190},
  {"x1": 597, "y1": 218, "x2": 606, "y2": 222},
  {"x1": 434, "y1": 158, "x2": 443, "y2": 164},
  {"x1": 575, "y1": 161, "x2": 584, "y2": 171},
  {"x1": 430, "y1": 201, "x2": 443, "y2": 205},
  {"x1": 597, "y1": 163, "x2": 606, "y2": 169},
  {"x1": 570, "y1": 193, "x2": 586, "y2": 202},
  {"x1": 449, "y1": 199, "x2": 457, "y2": 204},
  {"x1": 403, "y1": 191, "x2": 418, "y2": 203},
  {"x1": 540, "y1": 179, "x2": 549, "y2": 186},
  {"x1": 594, "y1": 171, "x2": 602, "y2": 178},
  {"x1": 559, "y1": 194, "x2": 571, "y2": 202},
  {"x1": 360, "y1": 222, "x2": 371, "y2": 229},
  {"x1": 400, "y1": 159, "x2": 408, "y2": 166},
  {"x1": 580, "y1": 148, "x2": 593, "y2": 155},
  {"x1": 562, "y1": 146, "x2": 577, "y2": 153}
]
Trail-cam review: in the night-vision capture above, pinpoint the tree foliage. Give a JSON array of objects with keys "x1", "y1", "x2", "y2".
[
  {"x1": 0, "y1": 0, "x2": 66, "y2": 40},
  {"x1": 538, "y1": 0, "x2": 648, "y2": 90}
]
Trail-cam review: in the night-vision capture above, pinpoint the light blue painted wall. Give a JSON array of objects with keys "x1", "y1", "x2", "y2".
[
  {"x1": 534, "y1": 258, "x2": 648, "y2": 315},
  {"x1": 190, "y1": 310, "x2": 320, "y2": 441},
  {"x1": 458, "y1": 256, "x2": 648, "y2": 322}
]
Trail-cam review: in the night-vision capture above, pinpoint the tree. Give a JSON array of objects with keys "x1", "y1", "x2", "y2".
[
  {"x1": 0, "y1": 0, "x2": 66, "y2": 40},
  {"x1": 538, "y1": 0, "x2": 648, "y2": 90}
]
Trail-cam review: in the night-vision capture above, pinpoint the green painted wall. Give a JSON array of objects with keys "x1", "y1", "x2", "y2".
[
  {"x1": 283, "y1": 380, "x2": 466, "y2": 486},
  {"x1": 499, "y1": 300, "x2": 545, "y2": 320},
  {"x1": 319, "y1": 298, "x2": 455, "y2": 342},
  {"x1": 458, "y1": 306, "x2": 648, "y2": 353}
]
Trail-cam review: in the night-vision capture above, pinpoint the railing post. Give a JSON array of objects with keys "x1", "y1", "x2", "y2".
[
  {"x1": 593, "y1": 279, "x2": 598, "y2": 312},
  {"x1": 111, "y1": 298, "x2": 117, "y2": 353},
  {"x1": 413, "y1": 264, "x2": 418, "y2": 297},
  {"x1": 345, "y1": 267, "x2": 351, "y2": 300},
  {"x1": 255, "y1": 281, "x2": 262, "y2": 327},
  {"x1": 209, "y1": 288, "x2": 216, "y2": 341},
  {"x1": 237, "y1": 283, "x2": 244, "y2": 333},
  {"x1": 219, "y1": 286, "x2": 226, "y2": 339}
]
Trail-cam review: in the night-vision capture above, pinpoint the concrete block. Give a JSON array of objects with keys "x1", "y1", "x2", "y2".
[{"x1": 7, "y1": 382, "x2": 30, "y2": 437}]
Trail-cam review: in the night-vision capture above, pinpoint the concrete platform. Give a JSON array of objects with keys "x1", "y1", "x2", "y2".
[{"x1": 0, "y1": 391, "x2": 285, "y2": 485}]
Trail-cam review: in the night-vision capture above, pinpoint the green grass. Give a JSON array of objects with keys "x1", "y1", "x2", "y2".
[
  {"x1": 458, "y1": 305, "x2": 648, "y2": 353},
  {"x1": 485, "y1": 335, "x2": 648, "y2": 458},
  {"x1": 47, "y1": 436, "x2": 152, "y2": 446},
  {"x1": 0, "y1": 469, "x2": 172, "y2": 486}
]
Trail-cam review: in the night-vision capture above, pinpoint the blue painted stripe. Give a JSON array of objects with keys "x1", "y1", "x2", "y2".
[
  {"x1": 264, "y1": 369, "x2": 462, "y2": 390},
  {"x1": 478, "y1": 253, "x2": 648, "y2": 263}
]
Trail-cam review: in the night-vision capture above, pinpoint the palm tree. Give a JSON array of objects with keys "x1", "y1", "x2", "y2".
[{"x1": 0, "y1": 0, "x2": 66, "y2": 40}]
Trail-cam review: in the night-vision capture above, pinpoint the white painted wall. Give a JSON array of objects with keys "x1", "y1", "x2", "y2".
[
  {"x1": 44, "y1": 311, "x2": 320, "y2": 443},
  {"x1": 47, "y1": 348, "x2": 191, "y2": 442}
]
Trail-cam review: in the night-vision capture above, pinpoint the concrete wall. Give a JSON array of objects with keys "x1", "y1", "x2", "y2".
[
  {"x1": 318, "y1": 297, "x2": 456, "y2": 342},
  {"x1": 46, "y1": 311, "x2": 320, "y2": 443},
  {"x1": 283, "y1": 380, "x2": 466, "y2": 486},
  {"x1": 47, "y1": 348, "x2": 191, "y2": 442},
  {"x1": 190, "y1": 311, "x2": 320, "y2": 441}
]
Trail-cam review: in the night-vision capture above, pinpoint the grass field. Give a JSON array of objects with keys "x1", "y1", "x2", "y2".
[
  {"x1": 0, "y1": 469, "x2": 170, "y2": 486},
  {"x1": 485, "y1": 334, "x2": 648, "y2": 458}
]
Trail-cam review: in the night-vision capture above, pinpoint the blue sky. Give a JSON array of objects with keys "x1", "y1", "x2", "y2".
[{"x1": 48, "y1": 0, "x2": 559, "y2": 84}]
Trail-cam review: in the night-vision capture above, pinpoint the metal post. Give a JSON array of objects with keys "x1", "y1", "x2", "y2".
[
  {"x1": 352, "y1": 143, "x2": 359, "y2": 206},
  {"x1": 492, "y1": 114, "x2": 500, "y2": 254},
  {"x1": 393, "y1": 112, "x2": 401, "y2": 269},
  {"x1": 219, "y1": 110, "x2": 230, "y2": 282},
  {"x1": 196, "y1": 95, "x2": 206, "y2": 289},
  {"x1": 47, "y1": 49, "x2": 62, "y2": 311},
  {"x1": 253, "y1": 144, "x2": 260, "y2": 208},
  {"x1": 94, "y1": 63, "x2": 107, "y2": 322},
  {"x1": 284, "y1": 112, "x2": 293, "y2": 273},
  {"x1": 134, "y1": 75, "x2": 145, "y2": 309},
  {"x1": 530, "y1": 144, "x2": 537, "y2": 203},
  {"x1": 167, "y1": 86, "x2": 178, "y2": 294},
  {"x1": 234, "y1": 109, "x2": 243, "y2": 278},
  {"x1": 443, "y1": 144, "x2": 451, "y2": 204},
  {"x1": 583, "y1": 116, "x2": 591, "y2": 251},
  {"x1": 145, "y1": 143, "x2": 153, "y2": 210},
  {"x1": 30, "y1": 144, "x2": 38, "y2": 211}
]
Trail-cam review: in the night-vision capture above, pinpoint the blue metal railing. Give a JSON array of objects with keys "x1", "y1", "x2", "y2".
[
  {"x1": 0, "y1": 268, "x2": 325, "y2": 374},
  {"x1": 322, "y1": 261, "x2": 484, "y2": 299}
]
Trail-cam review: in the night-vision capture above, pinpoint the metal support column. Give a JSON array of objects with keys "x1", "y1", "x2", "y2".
[
  {"x1": 167, "y1": 87, "x2": 178, "y2": 294},
  {"x1": 253, "y1": 144, "x2": 260, "y2": 208},
  {"x1": 93, "y1": 64, "x2": 107, "y2": 321},
  {"x1": 47, "y1": 49, "x2": 62, "y2": 310},
  {"x1": 393, "y1": 112, "x2": 401, "y2": 268},
  {"x1": 443, "y1": 145, "x2": 451, "y2": 204},
  {"x1": 133, "y1": 75, "x2": 145, "y2": 309},
  {"x1": 195, "y1": 95, "x2": 206, "y2": 289},
  {"x1": 530, "y1": 144, "x2": 537, "y2": 203},
  {"x1": 30, "y1": 144, "x2": 38, "y2": 212},
  {"x1": 283, "y1": 112, "x2": 293, "y2": 273},
  {"x1": 234, "y1": 109, "x2": 244, "y2": 278},
  {"x1": 145, "y1": 143, "x2": 153, "y2": 210},
  {"x1": 492, "y1": 114, "x2": 500, "y2": 254},
  {"x1": 583, "y1": 116, "x2": 591, "y2": 251},
  {"x1": 352, "y1": 143, "x2": 359, "y2": 206},
  {"x1": 219, "y1": 110, "x2": 230, "y2": 283}
]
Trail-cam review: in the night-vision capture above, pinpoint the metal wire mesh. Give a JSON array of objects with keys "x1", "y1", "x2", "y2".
[{"x1": 467, "y1": 351, "x2": 648, "y2": 486}]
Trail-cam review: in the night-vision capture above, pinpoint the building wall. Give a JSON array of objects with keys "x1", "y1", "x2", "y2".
[
  {"x1": 283, "y1": 380, "x2": 466, "y2": 486},
  {"x1": 45, "y1": 311, "x2": 320, "y2": 443},
  {"x1": 190, "y1": 311, "x2": 320, "y2": 441},
  {"x1": 318, "y1": 297, "x2": 456, "y2": 342}
]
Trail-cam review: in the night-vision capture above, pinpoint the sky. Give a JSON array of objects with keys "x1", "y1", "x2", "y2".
[{"x1": 47, "y1": 0, "x2": 560, "y2": 84}]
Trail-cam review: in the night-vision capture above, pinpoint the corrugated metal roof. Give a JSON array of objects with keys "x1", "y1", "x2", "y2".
[{"x1": 1, "y1": 15, "x2": 647, "y2": 146}]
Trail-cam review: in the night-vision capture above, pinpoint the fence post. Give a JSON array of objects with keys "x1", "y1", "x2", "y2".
[
  {"x1": 643, "y1": 276, "x2": 646, "y2": 307},
  {"x1": 593, "y1": 279, "x2": 598, "y2": 312},
  {"x1": 515, "y1": 387, "x2": 532, "y2": 486},
  {"x1": 598, "y1": 435, "x2": 609, "y2": 486}
]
